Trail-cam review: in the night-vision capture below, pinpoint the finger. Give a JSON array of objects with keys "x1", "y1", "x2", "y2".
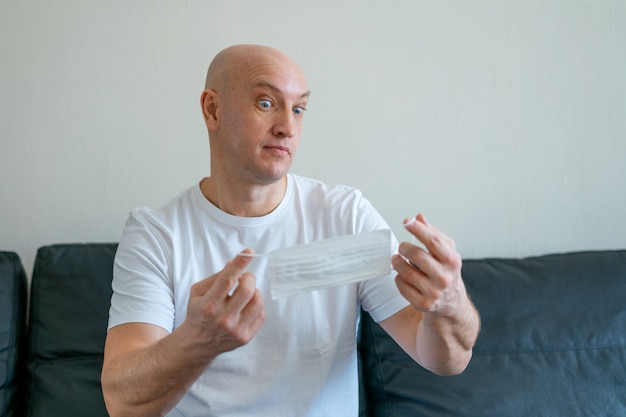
[
  {"x1": 227, "y1": 272, "x2": 257, "y2": 309},
  {"x1": 391, "y1": 251, "x2": 422, "y2": 274},
  {"x1": 393, "y1": 253, "x2": 449, "y2": 312},
  {"x1": 392, "y1": 254, "x2": 443, "y2": 299},
  {"x1": 403, "y1": 215, "x2": 458, "y2": 267},
  {"x1": 395, "y1": 241, "x2": 444, "y2": 284},
  {"x1": 395, "y1": 274, "x2": 443, "y2": 312},
  {"x1": 238, "y1": 289, "x2": 265, "y2": 332},
  {"x1": 206, "y1": 251, "x2": 254, "y2": 300},
  {"x1": 190, "y1": 274, "x2": 218, "y2": 298},
  {"x1": 224, "y1": 273, "x2": 265, "y2": 337},
  {"x1": 396, "y1": 274, "x2": 444, "y2": 312},
  {"x1": 403, "y1": 214, "x2": 439, "y2": 251},
  {"x1": 402, "y1": 213, "x2": 427, "y2": 230},
  {"x1": 395, "y1": 273, "x2": 425, "y2": 304},
  {"x1": 394, "y1": 244, "x2": 454, "y2": 296},
  {"x1": 415, "y1": 214, "x2": 456, "y2": 249}
]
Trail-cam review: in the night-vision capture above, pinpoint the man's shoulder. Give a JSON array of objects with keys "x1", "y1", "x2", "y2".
[
  {"x1": 289, "y1": 173, "x2": 362, "y2": 198},
  {"x1": 127, "y1": 183, "x2": 202, "y2": 227}
]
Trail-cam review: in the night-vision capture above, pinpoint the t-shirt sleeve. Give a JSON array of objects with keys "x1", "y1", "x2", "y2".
[
  {"x1": 358, "y1": 253, "x2": 410, "y2": 322},
  {"x1": 107, "y1": 209, "x2": 176, "y2": 332},
  {"x1": 352, "y1": 191, "x2": 410, "y2": 322}
]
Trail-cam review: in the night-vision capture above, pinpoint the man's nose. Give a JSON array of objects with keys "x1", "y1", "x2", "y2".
[{"x1": 272, "y1": 109, "x2": 297, "y2": 138}]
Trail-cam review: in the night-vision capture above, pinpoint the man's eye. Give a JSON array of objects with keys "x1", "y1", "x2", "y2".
[
  {"x1": 258, "y1": 99, "x2": 272, "y2": 109},
  {"x1": 293, "y1": 107, "x2": 306, "y2": 115}
]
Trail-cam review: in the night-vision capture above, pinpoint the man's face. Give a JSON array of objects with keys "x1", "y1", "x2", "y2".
[{"x1": 214, "y1": 56, "x2": 310, "y2": 185}]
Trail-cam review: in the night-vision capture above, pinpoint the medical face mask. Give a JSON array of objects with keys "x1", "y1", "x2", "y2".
[{"x1": 242, "y1": 229, "x2": 392, "y2": 299}]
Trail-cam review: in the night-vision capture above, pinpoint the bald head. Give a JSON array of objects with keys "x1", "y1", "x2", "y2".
[
  {"x1": 204, "y1": 44, "x2": 304, "y2": 91},
  {"x1": 199, "y1": 44, "x2": 310, "y2": 202}
]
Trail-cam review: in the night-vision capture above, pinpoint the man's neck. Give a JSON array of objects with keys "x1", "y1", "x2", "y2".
[{"x1": 200, "y1": 175, "x2": 287, "y2": 217}]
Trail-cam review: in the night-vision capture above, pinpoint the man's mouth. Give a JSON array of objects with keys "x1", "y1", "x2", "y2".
[{"x1": 265, "y1": 145, "x2": 290, "y2": 156}]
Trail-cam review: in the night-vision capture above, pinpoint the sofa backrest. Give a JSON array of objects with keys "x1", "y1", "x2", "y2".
[
  {"x1": 0, "y1": 251, "x2": 27, "y2": 417},
  {"x1": 358, "y1": 250, "x2": 626, "y2": 416},
  {"x1": 25, "y1": 243, "x2": 117, "y2": 417}
]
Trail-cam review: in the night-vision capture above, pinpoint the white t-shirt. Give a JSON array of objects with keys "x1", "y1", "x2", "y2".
[{"x1": 109, "y1": 173, "x2": 409, "y2": 417}]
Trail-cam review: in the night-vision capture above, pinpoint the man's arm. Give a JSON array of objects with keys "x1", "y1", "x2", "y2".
[
  {"x1": 101, "y1": 253, "x2": 265, "y2": 417},
  {"x1": 102, "y1": 322, "x2": 206, "y2": 417},
  {"x1": 381, "y1": 214, "x2": 480, "y2": 376}
]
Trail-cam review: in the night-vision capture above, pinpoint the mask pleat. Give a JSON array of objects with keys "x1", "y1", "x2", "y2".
[{"x1": 268, "y1": 230, "x2": 392, "y2": 299}]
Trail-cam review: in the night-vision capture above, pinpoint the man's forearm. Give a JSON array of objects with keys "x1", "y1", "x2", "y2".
[
  {"x1": 415, "y1": 294, "x2": 480, "y2": 376},
  {"x1": 102, "y1": 324, "x2": 215, "y2": 417}
]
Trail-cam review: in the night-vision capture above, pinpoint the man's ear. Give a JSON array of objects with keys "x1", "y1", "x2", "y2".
[{"x1": 201, "y1": 89, "x2": 219, "y2": 130}]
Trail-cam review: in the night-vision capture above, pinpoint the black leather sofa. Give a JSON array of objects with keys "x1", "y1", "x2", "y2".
[
  {"x1": 2, "y1": 245, "x2": 625, "y2": 416},
  {"x1": 1, "y1": 245, "x2": 116, "y2": 417}
]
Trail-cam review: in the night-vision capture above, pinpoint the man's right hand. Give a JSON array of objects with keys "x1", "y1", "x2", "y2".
[
  {"x1": 184, "y1": 250, "x2": 266, "y2": 358},
  {"x1": 102, "y1": 251, "x2": 265, "y2": 417}
]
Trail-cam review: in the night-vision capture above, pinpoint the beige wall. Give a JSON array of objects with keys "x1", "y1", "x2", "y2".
[{"x1": 2, "y1": 1, "x2": 625, "y2": 276}]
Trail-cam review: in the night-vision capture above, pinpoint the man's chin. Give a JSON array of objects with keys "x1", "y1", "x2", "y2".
[
  {"x1": 252, "y1": 169, "x2": 289, "y2": 186},
  {"x1": 261, "y1": 163, "x2": 293, "y2": 183}
]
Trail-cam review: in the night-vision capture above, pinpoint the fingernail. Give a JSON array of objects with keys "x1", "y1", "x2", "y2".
[{"x1": 403, "y1": 218, "x2": 416, "y2": 228}]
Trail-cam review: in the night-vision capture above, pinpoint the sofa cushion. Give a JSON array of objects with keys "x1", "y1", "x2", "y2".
[
  {"x1": 359, "y1": 250, "x2": 626, "y2": 416},
  {"x1": 26, "y1": 243, "x2": 117, "y2": 417},
  {"x1": 0, "y1": 252, "x2": 27, "y2": 417}
]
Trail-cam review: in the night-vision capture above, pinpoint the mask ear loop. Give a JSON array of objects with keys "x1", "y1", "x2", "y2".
[{"x1": 237, "y1": 252, "x2": 266, "y2": 258}]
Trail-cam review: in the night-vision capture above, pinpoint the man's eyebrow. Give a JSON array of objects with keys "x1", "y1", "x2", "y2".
[{"x1": 252, "y1": 80, "x2": 311, "y2": 99}]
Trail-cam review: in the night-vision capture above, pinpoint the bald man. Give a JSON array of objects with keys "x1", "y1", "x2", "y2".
[{"x1": 101, "y1": 44, "x2": 480, "y2": 417}]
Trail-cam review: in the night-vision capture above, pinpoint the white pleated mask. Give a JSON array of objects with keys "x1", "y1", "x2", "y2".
[{"x1": 242, "y1": 229, "x2": 392, "y2": 299}]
